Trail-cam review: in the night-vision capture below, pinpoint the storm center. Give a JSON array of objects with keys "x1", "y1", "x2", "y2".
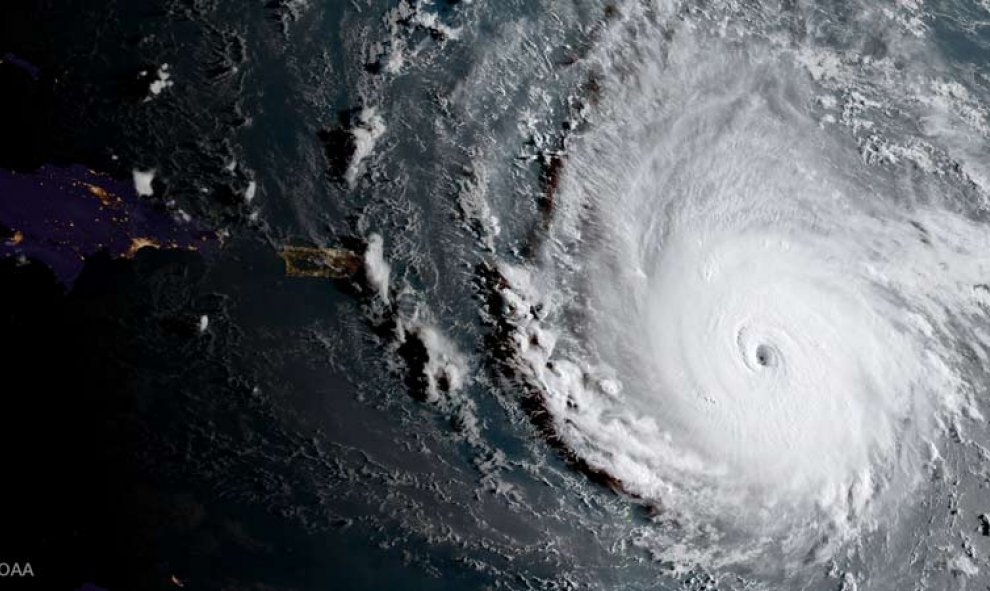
[{"x1": 754, "y1": 343, "x2": 774, "y2": 367}]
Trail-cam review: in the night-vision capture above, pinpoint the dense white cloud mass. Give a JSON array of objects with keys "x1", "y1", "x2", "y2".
[{"x1": 494, "y1": 11, "x2": 990, "y2": 573}]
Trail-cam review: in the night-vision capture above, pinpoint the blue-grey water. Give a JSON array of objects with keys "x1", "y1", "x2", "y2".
[{"x1": 4, "y1": 1, "x2": 990, "y2": 589}]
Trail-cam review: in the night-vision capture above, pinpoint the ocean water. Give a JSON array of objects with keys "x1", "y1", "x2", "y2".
[
  {"x1": 5, "y1": 0, "x2": 990, "y2": 589},
  {"x1": 295, "y1": 0, "x2": 990, "y2": 588}
]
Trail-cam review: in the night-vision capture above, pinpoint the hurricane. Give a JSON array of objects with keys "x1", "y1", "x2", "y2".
[
  {"x1": 494, "y1": 24, "x2": 990, "y2": 571},
  {"x1": 381, "y1": 0, "x2": 990, "y2": 585},
  {"x1": 9, "y1": 0, "x2": 990, "y2": 588}
]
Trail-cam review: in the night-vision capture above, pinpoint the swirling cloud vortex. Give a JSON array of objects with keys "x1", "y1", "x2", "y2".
[{"x1": 504, "y1": 28, "x2": 990, "y2": 570}]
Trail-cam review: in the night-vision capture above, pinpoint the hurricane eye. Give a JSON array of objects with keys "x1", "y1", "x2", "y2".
[{"x1": 754, "y1": 343, "x2": 774, "y2": 367}]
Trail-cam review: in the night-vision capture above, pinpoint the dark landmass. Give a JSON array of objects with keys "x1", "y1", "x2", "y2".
[
  {"x1": 278, "y1": 244, "x2": 362, "y2": 279},
  {"x1": 1, "y1": 52, "x2": 39, "y2": 80},
  {"x1": 0, "y1": 165, "x2": 215, "y2": 288}
]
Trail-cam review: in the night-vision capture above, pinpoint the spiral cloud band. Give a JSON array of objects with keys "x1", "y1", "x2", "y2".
[{"x1": 496, "y1": 14, "x2": 990, "y2": 573}]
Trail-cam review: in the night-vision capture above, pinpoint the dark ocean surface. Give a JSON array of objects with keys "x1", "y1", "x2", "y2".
[{"x1": 2, "y1": 1, "x2": 990, "y2": 590}]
